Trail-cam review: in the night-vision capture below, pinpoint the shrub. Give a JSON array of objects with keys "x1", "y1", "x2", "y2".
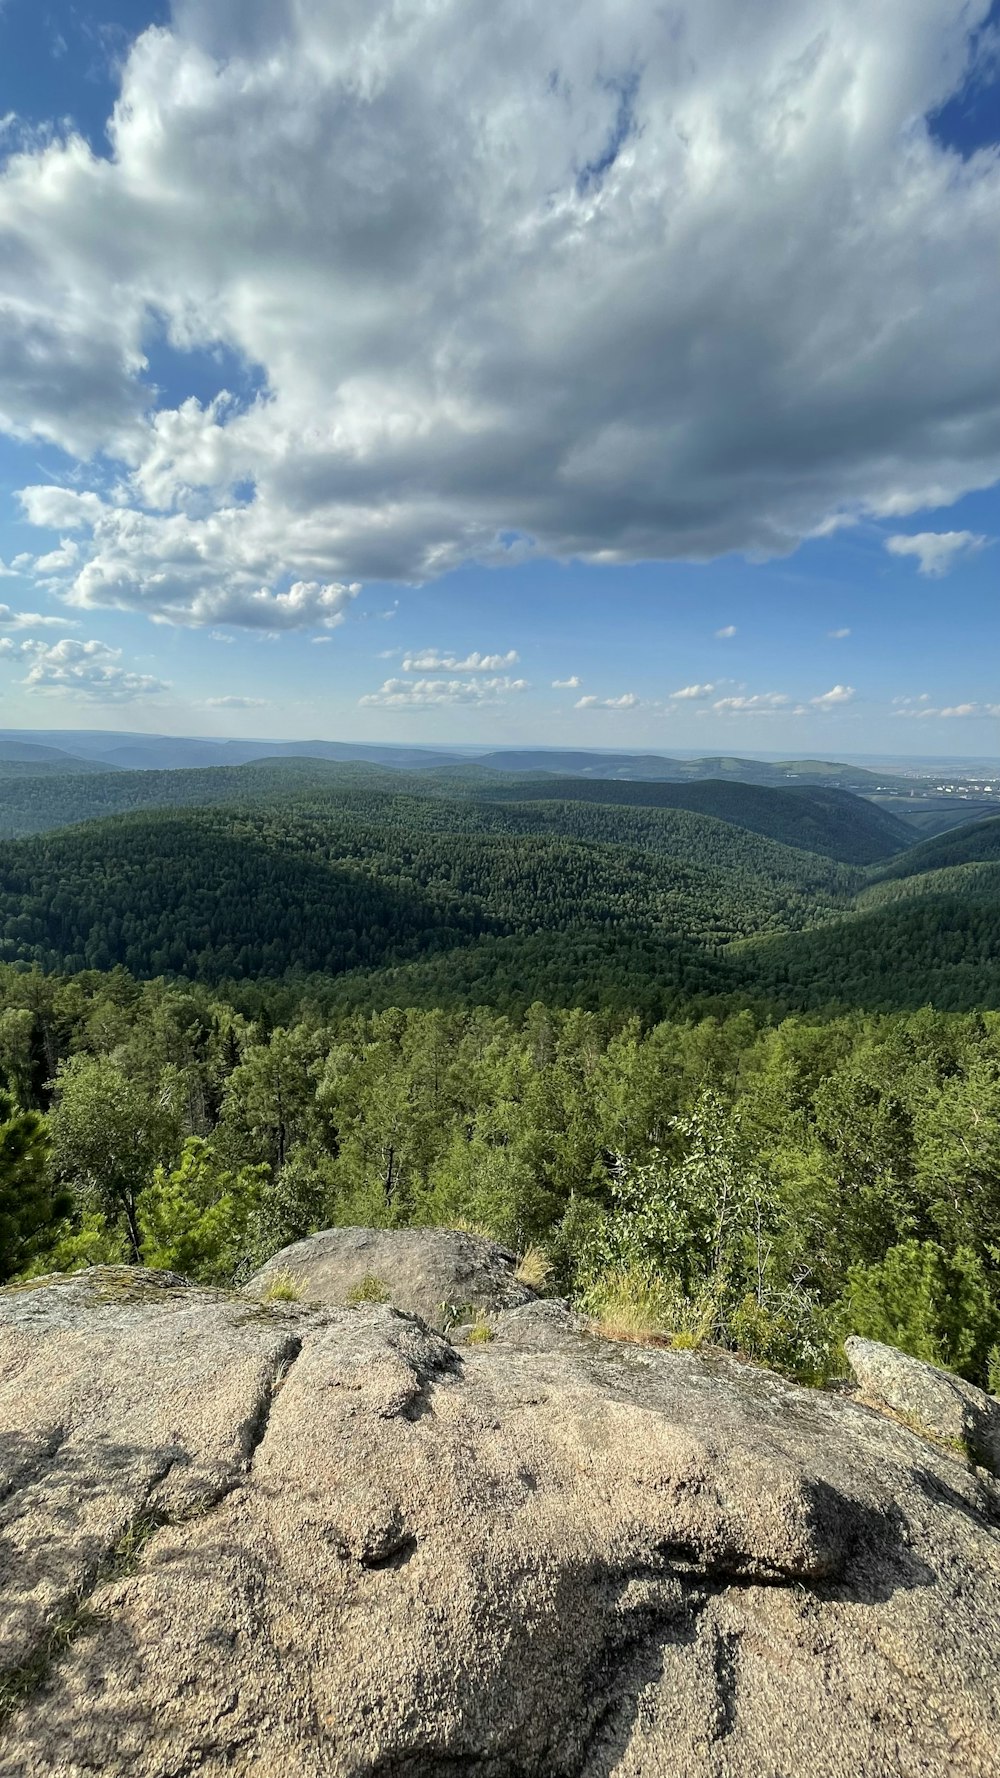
[{"x1": 839, "y1": 1240, "x2": 1000, "y2": 1385}]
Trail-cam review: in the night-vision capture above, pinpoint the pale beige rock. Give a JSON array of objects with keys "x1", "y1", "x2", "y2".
[
  {"x1": 845, "y1": 1334, "x2": 1000, "y2": 1474},
  {"x1": 0, "y1": 1269, "x2": 997, "y2": 1778},
  {"x1": 245, "y1": 1224, "x2": 536, "y2": 1327}
]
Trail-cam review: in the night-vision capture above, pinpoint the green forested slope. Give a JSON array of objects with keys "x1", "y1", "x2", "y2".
[
  {"x1": 0, "y1": 754, "x2": 911, "y2": 864},
  {"x1": 4, "y1": 773, "x2": 1000, "y2": 1013},
  {"x1": 0, "y1": 799, "x2": 856, "y2": 983},
  {"x1": 0, "y1": 757, "x2": 384, "y2": 838},
  {"x1": 472, "y1": 777, "x2": 911, "y2": 863},
  {"x1": 872, "y1": 814, "x2": 1000, "y2": 881}
]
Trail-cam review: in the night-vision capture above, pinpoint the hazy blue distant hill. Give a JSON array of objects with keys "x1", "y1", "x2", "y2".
[
  {"x1": 0, "y1": 738, "x2": 109, "y2": 772},
  {"x1": 0, "y1": 729, "x2": 462, "y2": 773}
]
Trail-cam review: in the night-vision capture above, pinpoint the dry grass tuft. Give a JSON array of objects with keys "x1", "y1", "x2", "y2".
[
  {"x1": 515, "y1": 1245, "x2": 553, "y2": 1291},
  {"x1": 346, "y1": 1274, "x2": 391, "y2": 1306},
  {"x1": 261, "y1": 1268, "x2": 304, "y2": 1304}
]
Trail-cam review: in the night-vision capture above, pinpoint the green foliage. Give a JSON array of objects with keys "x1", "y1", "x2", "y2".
[
  {"x1": 840, "y1": 1240, "x2": 1000, "y2": 1381},
  {"x1": 0, "y1": 1092, "x2": 64, "y2": 1281},
  {"x1": 138, "y1": 1138, "x2": 269, "y2": 1284},
  {"x1": 2, "y1": 953, "x2": 999, "y2": 1389},
  {"x1": 48, "y1": 1055, "x2": 181, "y2": 1260},
  {"x1": 21, "y1": 1211, "x2": 128, "y2": 1277}
]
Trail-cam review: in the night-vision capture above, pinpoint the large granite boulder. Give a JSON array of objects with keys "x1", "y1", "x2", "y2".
[
  {"x1": 244, "y1": 1225, "x2": 537, "y2": 1327},
  {"x1": 0, "y1": 1267, "x2": 998, "y2": 1777},
  {"x1": 844, "y1": 1333, "x2": 1000, "y2": 1474}
]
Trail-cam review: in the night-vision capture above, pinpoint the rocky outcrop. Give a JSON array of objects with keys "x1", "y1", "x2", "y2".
[
  {"x1": 844, "y1": 1333, "x2": 1000, "y2": 1474},
  {"x1": 245, "y1": 1225, "x2": 537, "y2": 1327},
  {"x1": 0, "y1": 1268, "x2": 998, "y2": 1777}
]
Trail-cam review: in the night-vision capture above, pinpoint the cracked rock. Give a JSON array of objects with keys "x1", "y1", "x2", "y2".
[
  {"x1": 0, "y1": 1267, "x2": 999, "y2": 1776},
  {"x1": 244, "y1": 1224, "x2": 537, "y2": 1328}
]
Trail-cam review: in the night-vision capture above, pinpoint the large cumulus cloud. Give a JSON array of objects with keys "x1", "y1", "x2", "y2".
[{"x1": 1, "y1": 0, "x2": 999, "y2": 627}]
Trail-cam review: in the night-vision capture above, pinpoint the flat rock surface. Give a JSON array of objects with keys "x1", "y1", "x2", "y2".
[
  {"x1": 245, "y1": 1224, "x2": 536, "y2": 1327},
  {"x1": 845, "y1": 1334, "x2": 1000, "y2": 1474},
  {"x1": 0, "y1": 1269, "x2": 998, "y2": 1777}
]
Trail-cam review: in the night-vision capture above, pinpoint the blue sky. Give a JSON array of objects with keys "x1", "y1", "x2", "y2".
[{"x1": 0, "y1": 0, "x2": 999, "y2": 753}]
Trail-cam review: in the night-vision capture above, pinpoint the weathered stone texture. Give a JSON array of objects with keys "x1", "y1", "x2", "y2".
[{"x1": 0, "y1": 1268, "x2": 998, "y2": 1777}]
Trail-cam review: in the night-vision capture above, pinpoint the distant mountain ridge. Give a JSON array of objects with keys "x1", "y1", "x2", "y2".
[
  {"x1": 0, "y1": 754, "x2": 911, "y2": 863},
  {"x1": 0, "y1": 730, "x2": 919, "y2": 789}
]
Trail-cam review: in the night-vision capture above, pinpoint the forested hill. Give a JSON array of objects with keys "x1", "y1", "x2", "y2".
[
  {"x1": 0, "y1": 753, "x2": 912, "y2": 864},
  {"x1": 0, "y1": 799, "x2": 857, "y2": 986},
  {"x1": 3, "y1": 767, "x2": 1000, "y2": 1014},
  {"x1": 871, "y1": 814, "x2": 1000, "y2": 881},
  {"x1": 472, "y1": 777, "x2": 912, "y2": 864}
]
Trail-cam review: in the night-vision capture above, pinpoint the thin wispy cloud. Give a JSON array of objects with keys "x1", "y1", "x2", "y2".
[
  {"x1": 402, "y1": 650, "x2": 520, "y2": 672},
  {"x1": 360, "y1": 675, "x2": 529, "y2": 708}
]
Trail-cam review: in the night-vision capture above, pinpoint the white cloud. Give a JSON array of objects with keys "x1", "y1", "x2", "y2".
[
  {"x1": 1, "y1": 636, "x2": 169, "y2": 702},
  {"x1": 0, "y1": 603, "x2": 74, "y2": 629},
  {"x1": 575, "y1": 692, "x2": 640, "y2": 710},
  {"x1": 715, "y1": 626, "x2": 738, "y2": 640},
  {"x1": 811, "y1": 684, "x2": 855, "y2": 707},
  {"x1": 16, "y1": 487, "x2": 361, "y2": 630},
  {"x1": 359, "y1": 674, "x2": 529, "y2": 707},
  {"x1": 33, "y1": 538, "x2": 80, "y2": 576},
  {"x1": 552, "y1": 675, "x2": 581, "y2": 689},
  {"x1": 828, "y1": 627, "x2": 851, "y2": 639},
  {"x1": 204, "y1": 695, "x2": 269, "y2": 709},
  {"x1": 402, "y1": 649, "x2": 520, "y2": 672},
  {"x1": 209, "y1": 629, "x2": 234, "y2": 644},
  {"x1": 884, "y1": 531, "x2": 990, "y2": 576},
  {"x1": 671, "y1": 683, "x2": 716, "y2": 700},
  {"x1": 712, "y1": 692, "x2": 791, "y2": 713},
  {"x1": 894, "y1": 699, "x2": 1000, "y2": 719},
  {"x1": 0, "y1": 1, "x2": 998, "y2": 624}
]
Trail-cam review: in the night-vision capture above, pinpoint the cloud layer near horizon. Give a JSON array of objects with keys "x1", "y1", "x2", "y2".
[{"x1": 2, "y1": 0, "x2": 1000, "y2": 630}]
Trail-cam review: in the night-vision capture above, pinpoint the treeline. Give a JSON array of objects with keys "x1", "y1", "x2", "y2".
[{"x1": 0, "y1": 963, "x2": 998, "y2": 1390}]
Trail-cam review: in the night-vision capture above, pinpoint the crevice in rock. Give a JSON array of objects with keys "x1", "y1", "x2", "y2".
[
  {"x1": 0, "y1": 1425, "x2": 68, "y2": 1510},
  {"x1": 238, "y1": 1334, "x2": 304, "y2": 1469},
  {"x1": 709, "y1": 1627, "x2": 741, "y2": 1742}
]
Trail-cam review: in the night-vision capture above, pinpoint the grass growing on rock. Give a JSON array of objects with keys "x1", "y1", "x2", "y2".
[
  {"x1": 261, "y1": 1269, "x2": 305, "y2": 1304},
  {"x1": 346, "y1": 1274, "x2": 391, "y2": 1306},
  {"x1": 515, "y1": 1245, "x2": 553, "y2": 1291}
]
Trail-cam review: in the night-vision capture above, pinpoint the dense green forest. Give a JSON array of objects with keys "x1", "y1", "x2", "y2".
[
  {"x1": 472, "y1": 776, "x2": 913, "y2": 864},
  {"x1": 0, "y1": 797, "x2": 857, "y2": 981},
  {"x1": 0, "y1": 966, "x2": 998, "y2": 1390},
  {"x1": 2, "y1": 778, "x2": 998, "y2": 1011},
  {"x1": 0, "y1": 753, "x2": 912, "y2": 862},
  {"x1": 1, "y1": 761, "x2": 1000, "y2": 1394}
]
